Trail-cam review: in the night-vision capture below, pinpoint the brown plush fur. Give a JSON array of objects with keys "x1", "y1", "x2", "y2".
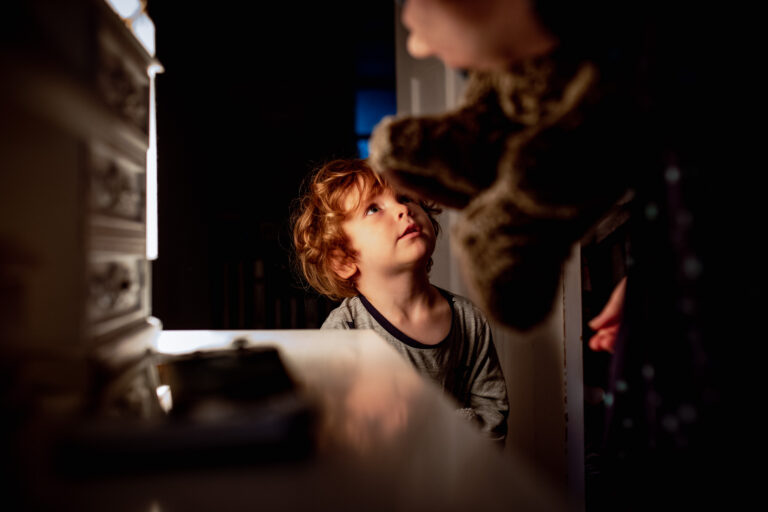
[{"x1": 369, "y1": 50, "x2": 639, "y2": 329}]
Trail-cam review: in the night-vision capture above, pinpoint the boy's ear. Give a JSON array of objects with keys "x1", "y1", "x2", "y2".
[{"x1": 330, "y1": 251, "x2": 357, "y2": 280}]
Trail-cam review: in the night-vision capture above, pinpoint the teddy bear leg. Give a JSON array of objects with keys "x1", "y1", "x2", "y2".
[{"x1": 452, "y1": 194, "x2": 573, "y2": 330}]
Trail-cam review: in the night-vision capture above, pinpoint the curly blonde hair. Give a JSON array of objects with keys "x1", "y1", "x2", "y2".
[{"x1": 292, "y1": 159, "x2": 441, "y2": 300}]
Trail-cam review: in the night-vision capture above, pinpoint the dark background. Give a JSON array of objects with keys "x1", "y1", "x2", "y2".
[{"x1": 147, "y1": 3, "x2": 396, "y2": 329}]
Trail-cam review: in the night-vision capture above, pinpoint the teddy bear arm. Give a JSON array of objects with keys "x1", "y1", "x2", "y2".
[
  {"x1": 454, "y1": 193, "x2": 579, "y2": 329},
  {"x1": 369, "y1": 101, "x2": 517, "y2": 208}
]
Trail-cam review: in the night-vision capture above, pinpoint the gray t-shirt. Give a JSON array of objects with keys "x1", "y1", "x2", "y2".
[{"x1": 321, "y1": 288, "x2": 509, "y2": 443}]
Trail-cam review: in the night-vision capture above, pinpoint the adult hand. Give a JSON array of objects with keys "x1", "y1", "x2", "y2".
[{"x1": 587, "y1": 277, "x2": 626, "y2": 353}]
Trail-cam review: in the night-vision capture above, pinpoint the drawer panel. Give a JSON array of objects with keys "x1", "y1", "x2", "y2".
[
  {"x1": 96, "y1": 20, "x2": 150, "y2": 135},
  {"x1": 88, "y1": 141, "x2": 145, "y2": 223},
  {"x1": 86, "y1": 255, "x2": 148, "y2": 336}
]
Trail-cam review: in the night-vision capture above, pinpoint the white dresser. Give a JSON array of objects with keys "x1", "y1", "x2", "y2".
[{"x1": 1, "y1": 0, "x2": 163, "y2": 421}]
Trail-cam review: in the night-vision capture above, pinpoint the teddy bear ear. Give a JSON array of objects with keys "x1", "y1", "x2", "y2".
[{"x1": 330, "y1": 251, "x2": 357, "y2": 280}]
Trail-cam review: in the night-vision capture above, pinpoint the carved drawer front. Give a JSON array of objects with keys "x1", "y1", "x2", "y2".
[
  {"x1": 96, "y1": 20, "x2": 150, "y2": 135},
  {"x1": 102, "y1": 358, "x2": 163, "y2": 419},
  {"x1": 88, "y1": 142, "x2": 145, "y2": 223},
  {"x1": 86, "y1": 255, "x2": 148, "y2": 337}
]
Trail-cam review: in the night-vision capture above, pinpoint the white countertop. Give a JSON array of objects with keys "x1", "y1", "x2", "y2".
[{"x1": 41, "y1": 329, "x2": 568, "y2": 511}]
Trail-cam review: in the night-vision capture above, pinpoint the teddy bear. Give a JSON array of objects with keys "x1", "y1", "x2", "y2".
[{"x1": 368, "y1": 49, "x2": 643, "y2": 330}]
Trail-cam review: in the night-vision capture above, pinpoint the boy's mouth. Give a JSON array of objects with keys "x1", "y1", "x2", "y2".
[{"x1": 399, "y1": 223, "x2": 421, "y2": 239}]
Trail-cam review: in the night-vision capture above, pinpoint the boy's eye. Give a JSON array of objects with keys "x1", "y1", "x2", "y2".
[
  {"x1": 398, "y1": 195, "x2": 413, "y2": 204},
  {"x1": 365, "y1": 204, "x2": 380, "y2": 216}
]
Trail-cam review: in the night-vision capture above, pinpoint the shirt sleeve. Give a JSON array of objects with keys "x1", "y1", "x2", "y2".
[{"x1": 465, "y1": 318, "x2": 509, "y2": 445}]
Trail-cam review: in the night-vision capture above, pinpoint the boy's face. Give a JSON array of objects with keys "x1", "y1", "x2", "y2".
[{"x1": 336, "y1": 185, "x2": 436, "y2": 280}]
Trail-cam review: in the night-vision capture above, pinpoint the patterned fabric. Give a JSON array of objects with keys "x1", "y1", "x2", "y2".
[{"x1": 589, "y1": 6, "x2": 734, "y2": 509}]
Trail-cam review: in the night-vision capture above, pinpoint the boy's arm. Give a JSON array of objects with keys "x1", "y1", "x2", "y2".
[{"x1": 463, "y1": 320, "x2": 509, "y2": 445}]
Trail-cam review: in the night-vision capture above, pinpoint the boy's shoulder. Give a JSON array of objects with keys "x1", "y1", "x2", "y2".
[
  {"x1": 335, "y1": 295, "x2": 364, "y2": 313},
  {"x1": 436, "y1": 287, "x2": 492, "y2": 340},
  {"x1": 436, "y1": 287, "x2": 486, "y2": 319},
  {"x1": 322, "y1": 296, "x2": 366, "y2": 328}
]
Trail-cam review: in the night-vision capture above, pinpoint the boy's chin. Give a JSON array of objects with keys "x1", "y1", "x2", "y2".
[
  {"x1": 403, "y1": 243, "x2": 432, "y2": 259},
  {"x1": 403, "y1": 235, "x2": 435, "y2": 251},
  {"x1": 388, "y1": 255, "x2": 430, "y2": 271},
  {"x1": 408, "y1": 256, "x2": 434, "y2": 273}
]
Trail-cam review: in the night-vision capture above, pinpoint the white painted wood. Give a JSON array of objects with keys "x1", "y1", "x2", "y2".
[
  {"x1": 563, "y1": 244, "x2": 585, "y2": 511},
  {"x1": 147, "y1": 329, "x2": 568, "y2": 511}
]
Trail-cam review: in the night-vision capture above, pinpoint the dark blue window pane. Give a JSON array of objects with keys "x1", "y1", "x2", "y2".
[
  {"x1": 357, "y1": 139, "x2": 370, "y2": 159},
  {"x1": 355, "y1": 89, "x2": 396, "y2": 135}
]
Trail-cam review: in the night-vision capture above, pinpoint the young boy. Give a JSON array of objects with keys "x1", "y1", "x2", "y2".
[{"x1": 293, "y1": 159, "x2": 508, "y2": 443}]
